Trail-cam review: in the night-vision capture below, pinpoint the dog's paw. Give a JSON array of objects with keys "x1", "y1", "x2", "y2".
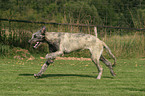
[{"x1": 34, "y1": 74, "x2": 41, "y2": 78}]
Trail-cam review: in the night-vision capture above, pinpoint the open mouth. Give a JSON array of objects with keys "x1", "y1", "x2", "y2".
[{"x1": 33, "y1": 42, "x2": 41, "y2": 49}]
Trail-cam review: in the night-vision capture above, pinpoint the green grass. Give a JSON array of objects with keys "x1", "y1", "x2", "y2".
[{"x1": 0, "y1": 57, "x2": 145, "y2": 96}]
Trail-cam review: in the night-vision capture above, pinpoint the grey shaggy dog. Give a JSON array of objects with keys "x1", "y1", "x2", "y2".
[{"x1": 29, "y1": 26, "x2": 116, "y2": 79}]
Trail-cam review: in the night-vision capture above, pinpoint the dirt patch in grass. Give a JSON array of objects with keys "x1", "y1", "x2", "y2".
[
  {"x1": 40, "y1": 56, "x2": 91, "y2": 61},
  {"x1": 13, "y1": 48, "x2": 35, "y2": 60},
  {"x1": 56, "y1": 57, "x2": 91, "y2": 61}
]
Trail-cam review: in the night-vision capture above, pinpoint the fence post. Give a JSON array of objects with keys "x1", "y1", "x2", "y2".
[
  {"x1": 94, "y1": 26, "x2": 97, "y2": 38},
  {"x1": 0, "y1": 20, "x2": 1, "y2": 41}
]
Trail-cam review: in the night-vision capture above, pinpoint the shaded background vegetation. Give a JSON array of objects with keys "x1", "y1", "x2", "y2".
[
  {"x1": 0, "y1": 0, "x2": 145, "y2": 58},
  {"x1": 1, "y1": 0, "x2": 145, "y2": 27}
]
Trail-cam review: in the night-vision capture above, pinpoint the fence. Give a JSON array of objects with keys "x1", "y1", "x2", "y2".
[
  {"x1": 0, "y1": 18, "x2": 145, "y2": 58},
  {"x1": 1, "y1": 18, "x2": 145, "y2": 31}
]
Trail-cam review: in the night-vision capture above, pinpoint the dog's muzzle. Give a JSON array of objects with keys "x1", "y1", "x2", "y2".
[
  {"x1": 33, "y1": 42, "x2": 41, "y2": 49},
  {"x1": 28, "y1": 39, "x2": 42, "y2": 49}
]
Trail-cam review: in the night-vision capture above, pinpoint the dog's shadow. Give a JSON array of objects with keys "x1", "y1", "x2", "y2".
[
  {"x1": 19, "y1": 73, "x2": 96, "y2": 78},
  {"x1": 19, "y1": 73, "x2": 113, "y2": 79}
]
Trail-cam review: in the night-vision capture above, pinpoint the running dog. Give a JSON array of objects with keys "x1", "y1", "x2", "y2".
[{"x1": 28, "y1": 26, "x2": 116, "y2": 79}]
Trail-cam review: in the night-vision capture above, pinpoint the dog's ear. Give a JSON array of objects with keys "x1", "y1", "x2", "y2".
[{"x1": 41, "y1": 26, "x2": 46, "y2": 35}]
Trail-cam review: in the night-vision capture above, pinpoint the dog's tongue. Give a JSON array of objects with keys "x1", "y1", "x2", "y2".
[{"x1": 34, "y1": 42, "x2": 40, "y2": 49}]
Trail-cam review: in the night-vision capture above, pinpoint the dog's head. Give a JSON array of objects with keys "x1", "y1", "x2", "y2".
[{"x1": 28, "y1": 26, "x2": 46, "y2": 49}]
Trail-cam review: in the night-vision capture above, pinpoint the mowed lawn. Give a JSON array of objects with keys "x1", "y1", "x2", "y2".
[{"x1": 0, "y1": 57, "x2": 145, "y2": 96}]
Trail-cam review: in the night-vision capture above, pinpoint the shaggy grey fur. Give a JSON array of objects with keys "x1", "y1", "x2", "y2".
[{"x1": 29, "y1": 27, "x2": 116, "y2": 79}]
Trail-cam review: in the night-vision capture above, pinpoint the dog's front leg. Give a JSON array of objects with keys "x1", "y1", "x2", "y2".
[
  {"x1": 45, "y1": 51, "x2": 64, "y2": 59},
  {"x1": 34, "y1": 59, "x2": 54, "y2": 78}
]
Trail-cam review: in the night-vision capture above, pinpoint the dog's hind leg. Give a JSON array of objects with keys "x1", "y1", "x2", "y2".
[
  {"x1": 92, "y1": 58, "x2": 103, "y2": 79},
  {"x1": 90, "y1": 47, "x2": 103, "y2": 79},
  {"x1": 34, "y1": 59, "x2": 54, "y2": 78},
  {"x1": 100, "y1": 55, "x2": 116, "y2": 76}
]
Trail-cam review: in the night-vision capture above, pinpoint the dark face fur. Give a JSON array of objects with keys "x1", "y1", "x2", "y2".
[{"x1": 28, "y1": 26, "x2": 46, "y2": 49}]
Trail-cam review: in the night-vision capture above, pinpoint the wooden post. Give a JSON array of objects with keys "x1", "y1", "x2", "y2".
[
  {"x1": 94, "y1": 26, "x2": 97, "y2": 38},
  {"x1": 0, "y1": 20, "x2": 1, "y2": 41}
]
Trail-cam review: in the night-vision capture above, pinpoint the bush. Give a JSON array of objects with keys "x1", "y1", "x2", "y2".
[{"x1": 0, "y1": 43, "x2": 11, "y2": 56}]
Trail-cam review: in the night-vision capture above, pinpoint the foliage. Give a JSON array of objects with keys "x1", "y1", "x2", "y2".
[
  {"x1": 0, "y1": 0, "x2": 145, "y2": 27},
  {"x1": 103, "y1": 33, "x2": 145, "y2": 58},
  {"x1": 0, "y1": 58, "x2": 145, "y2": 95},
  {"x1": 0, "y1": 43, "x2": 11, "y2": 56},
  {"x1": 64, "y1": 1, "x2": 102, "y2": 24}
]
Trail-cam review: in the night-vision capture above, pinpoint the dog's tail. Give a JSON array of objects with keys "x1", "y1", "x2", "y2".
[{"x1": 102, "y1": 42, "x2": 116, "y2": 67}]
